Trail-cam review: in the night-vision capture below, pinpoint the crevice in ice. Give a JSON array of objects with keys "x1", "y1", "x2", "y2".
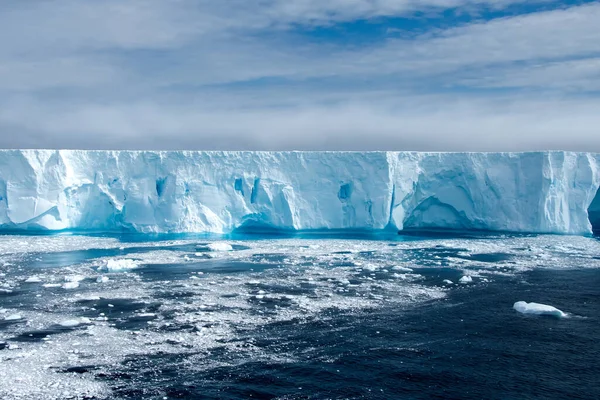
[
  {"x1": 338, "y1": 183, "x2": 352, "y2": 201},
  {"x1": 589, "y1": 188, "x2": 600, "y2": 233},
  {"x1": 250, "y1": 178, "x2": 260, "y2": 204},
  {"x1": 234, "y1": 178, "x2": 244, "y2": 196},
  {"x1": 155, "y1": 177, "x2": 167, "y2": 198},
  {"x1": 0, "y1": 180, "x2": 6, "y2": 203},
  {"x1": 386, "y1": 184, "x2": 397, "y2": 229}
]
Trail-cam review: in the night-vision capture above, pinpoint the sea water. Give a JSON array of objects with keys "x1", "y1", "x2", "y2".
[{"x1": 0, "y1": 232, "x2": 598, "y2": 399}]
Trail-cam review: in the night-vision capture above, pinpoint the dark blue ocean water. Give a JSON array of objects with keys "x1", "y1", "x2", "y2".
[
  {"x1": 0, "y1": 232, "x2": 599, "y2": 399},
  {"x1": 102, "y1": 268, "x2": 600, "y2": 400}
]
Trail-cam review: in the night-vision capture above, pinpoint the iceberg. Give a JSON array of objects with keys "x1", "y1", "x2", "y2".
[
  {"x1": 513, "y1": 301, "x2": 566, "y2": 318},
  {"x1": 0, "y1": 150, "x2": 598, "y2": 234}
]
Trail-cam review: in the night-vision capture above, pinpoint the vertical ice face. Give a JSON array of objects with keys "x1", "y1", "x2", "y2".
[
  {"x1": 386, "y1": 152, "x2": 600, "y2": 234},
  {"x1": 0, "y1": 150, "x2": 598, "y2": 234},
  {"x1": 0, "y1": 150, "x2": 393, "y2": 233},
  {"x1": 589, "y1": 188, "x2": 600, "y2": 232}
]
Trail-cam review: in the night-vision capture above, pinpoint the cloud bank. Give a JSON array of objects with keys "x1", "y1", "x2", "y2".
[{"x1": 0, "y1": 0, "x2": 598, "y2": 151}]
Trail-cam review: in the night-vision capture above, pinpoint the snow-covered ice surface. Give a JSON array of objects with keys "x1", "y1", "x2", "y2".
[
  {"x1": 0, "y1": 232, "x2": 599, "y2": 399},
  {"x1": 0, "y1": 150, "x2": 599, "y2": 234},
  {"x1": 513, "y1": 301, "x2": 567, "y2": 318}
]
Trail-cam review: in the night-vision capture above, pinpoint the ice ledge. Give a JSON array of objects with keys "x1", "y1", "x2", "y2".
[{"x1": 0, "y1": 150, "x2": 598, "y2": 235}]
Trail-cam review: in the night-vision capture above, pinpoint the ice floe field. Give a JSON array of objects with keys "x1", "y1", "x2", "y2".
[{"x1": 0, "y1": 232, "x2": 599, "y2": 399}]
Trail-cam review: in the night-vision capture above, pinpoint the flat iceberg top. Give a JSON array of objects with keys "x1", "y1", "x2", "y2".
[{"x1": 0, "y1": 150, "x2": 598, "y2": 234}]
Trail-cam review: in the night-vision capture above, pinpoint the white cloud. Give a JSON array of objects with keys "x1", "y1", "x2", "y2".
[
  {"x1": 2, "y1": 93, "x2": 599, "y2": 151},
  {"x1": 0, "y1": 0, "x2": 598, "y2": 150}
]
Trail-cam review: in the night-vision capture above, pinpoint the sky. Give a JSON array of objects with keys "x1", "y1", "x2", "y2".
[{"x1": 0, "y1": 0, "x2": 599, "y2": 151}]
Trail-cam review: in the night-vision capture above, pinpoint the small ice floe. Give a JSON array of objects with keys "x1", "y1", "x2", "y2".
[
  {"x1": 24, "y1": 276, "x2": 42, "y2": 283},
  {"x1": 443, "y1": 279, "x2": 454, "y2": 285},
  {"x1": 207, "y1": 242, "x2": 233, "y2": 252},
  {"x1": 65, "y1": 275, "x2": 85, "y2": 283},
  {"x1": 102, "y1": 259, "x2": 139, "y2": 271},
  {"x1": 4, "y1": 314, "x2": 22, "y2": 321},
  {"x1": 42, "y1": 283, "x2": 62, "y2": 288},
  {"x1": 459, "y1": 276, "x2": 473, "y2": 284},
  {"x1": 96, "y1": 276, "x2": 109, "y2": 283},
  {"x1": 62, "y1": 281, "x2": 80, "y2": 290},
  {"x1": 59, "y1": 317, "x2": 92, "y2": 327},
  {"x1": 392, "y1": 266, "x2": 414, "y2": 273},
  {"x1": 513, "y1": 301, "x2": 566, "y2": 318},
  {"x1": 80, "y1": 295, "x2": 101, "y2": 301}
]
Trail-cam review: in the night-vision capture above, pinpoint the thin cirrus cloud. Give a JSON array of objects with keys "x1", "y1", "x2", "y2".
[{"x1": 0, "y1": 0, "x2": 598, "y2": 151}]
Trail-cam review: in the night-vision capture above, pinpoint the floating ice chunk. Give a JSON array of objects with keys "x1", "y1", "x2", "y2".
[
  {"x1": 96, "y1": 276, "x2": 109, "y2": 283},
  {"x1": 103, "y1": 259, "x2": 139, "y2": 271},
  {"x1": 59, "y1": 317, "x2": 91, "y2": 327},
  {"x1": 42, "y1": 283, "x2": 62, "y2": 288},
  {"x1": 392, "y1": 266, "x2": 414, "y2": 272},
  {"x1": 59, "y1": 319, "x2": 82, "y2": 327},
  {"x1": 136, "y1": 313, "x2": 156, "y2": 318},
  {"x1": 62, "y1": 281, "x2": 80, "y2": 289},
  {"x1": 4, "y1": 314, "x2": 22, "y2": 321},
  {"x1": 207, "y1": 242, "x2": 233, "y2": 251},
  {"x1": 64, "y1": 275, "x2": 85, "y2": 283},
  {"x1": 443, "y1": 279, "x2": 454, "y2": 285},
  {"x1": 513, "y1": 301, "x2": 566, "y2": 318},
  {"x1": 24, "y1": 276, "x2": 42, "y2": 283},
  {"x1": 459, "y1": 276, "x2": 473, "y2": 284}
]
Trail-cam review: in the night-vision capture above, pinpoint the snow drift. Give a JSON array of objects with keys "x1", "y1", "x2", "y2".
[{"x1": 0, "y1": 150, "x2": 598, "y2": 234}]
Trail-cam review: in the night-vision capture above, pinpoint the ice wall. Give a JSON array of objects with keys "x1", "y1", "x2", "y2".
[
  {"x1": 388, "y1": 152, "x2": 600, "y2": 234},
  {"x1": 0, "y1": 150, "x2": 598, "y2": 235}
]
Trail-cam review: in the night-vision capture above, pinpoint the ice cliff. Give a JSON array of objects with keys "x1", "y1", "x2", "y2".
[{"x1": 0, "y1": 150, "x2": 598, "y2": 235}]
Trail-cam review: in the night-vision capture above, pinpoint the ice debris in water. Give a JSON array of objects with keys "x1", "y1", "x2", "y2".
[
  {"x1": 96, "y1": 276, "x2": 109, "y2": 283},
  {"x1": 24, "y1": 276, "x2": 42, "y2": 283},
  {"x1": 513, "y1": 301, "x2": 566, "y2": 318},
  {"x1": 102, "y1": 259, "x2": 139, "y2": 271},
  {"x1": 443, "y1": 279, "x2": 454, "y2": 285},
  {"x1": 62, "y1": 281, "x2": 80, "y2": 290},
  {"x1": 207, "y1": 242, "x2": 233, "y2": 251},
  {"x1": 59, "y1": 317, "x2": 91, "y2": 327},
  {"x1": 4, "y1": 314, "x2": 22, "y2": 321},
  {"x1": 65, "y1": 275, "x2": 85, "y2": 282},
  {"x1": 459, "y1": 275, "x2": 473, "y2": 284}
]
